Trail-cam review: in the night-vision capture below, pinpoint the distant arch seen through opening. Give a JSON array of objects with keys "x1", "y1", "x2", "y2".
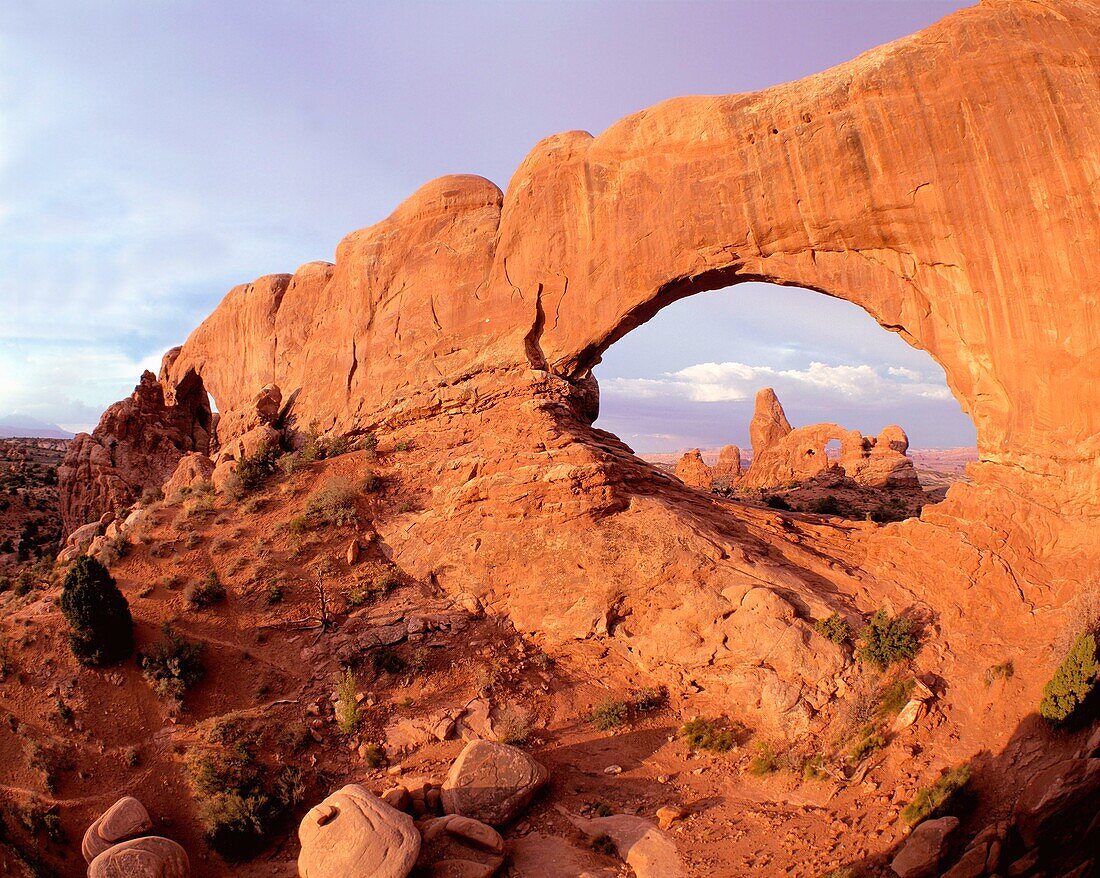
[{"x1": 592, "y1": 282, "x2": 977, "y2": 456}]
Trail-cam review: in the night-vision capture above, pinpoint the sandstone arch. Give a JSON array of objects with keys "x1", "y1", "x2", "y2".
[{"x1": 61, "y1": 0, "x2": 1099, "y2": 737}]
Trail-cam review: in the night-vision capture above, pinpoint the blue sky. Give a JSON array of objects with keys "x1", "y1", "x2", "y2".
[{"x1": 0, "y1": 0, "x2": 974, "y2": 447}]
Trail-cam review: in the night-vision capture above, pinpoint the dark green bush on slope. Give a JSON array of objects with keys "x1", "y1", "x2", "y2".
[
  {"x1": 857, "y1": 610, "x2": 920, "y2": 670},
  {"x1": 1040, "y1": 632, "x2": 1098, "y2": 723},
  {"x1": 60, "y1": 556, "x2": 133, "y2": 666}
]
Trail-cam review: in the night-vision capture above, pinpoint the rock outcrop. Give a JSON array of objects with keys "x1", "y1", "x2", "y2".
[
  {"x1": 58, "y1": 1, "x2": 1100, "y2": 740},
  {"x1": 741, "y1": 388, "x2": 918, "y2": 490},
  {"x1": 673, "y1": 449, "x2": 712, "y2": 490},
  {"x1": 58, "y1": 371, "x2": 212, "y2": 535},
  {"x1": 711, "y1": 445, "x2": 742, "y2": 487},
  {"x1": 749, "y1": 389, "x2": 792, "y2": 458}
]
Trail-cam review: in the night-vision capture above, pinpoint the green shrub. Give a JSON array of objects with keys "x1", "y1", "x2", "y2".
[
  {"x1": 187, "y1": 571, "x2": 226, "y2": 609},
  {"x1": 590, "y1": 833, "x2": 616, "y2": 855},
  {"x1": 748, "y1": 740, "x2": 779, "y2": 775},
  {"x1": 297, "y1": 424, "x2": 355, "y2": 462},
  {"x1": 334, "y1": 669, "x2": 359, "y2": 736},
  {"x1": 680, "y1": 717, "x2": 736, "y2": 752},
  {"x1": 235, "y1": 443, "x2": 281, "y2": 493},
  {"x1": 495, "y1": 709, "x2": 531, "y2": 746},
  {"x1": 901, "y1": 764, "x2": 971, "y2": 825},
  {"x1": 802, "y1": 753, "x2": 826, "y2": 781},
  {"x1": 856, "y1": 610, "x2": 920, "y2": 669},
  {"x1": 188, "y1": 728, "x2": 306, "y2": 860},
  {"x1": 359, "y1": 743, "x2": 383, "y2": 768},
  {"x1": 632, "y1": 686, "x2": 668, "y2": 713},
  {"x1": 1039, "y1": 633, "x2": 1098, "y2": 723},
  {"x1": 590, "y1": 698, "x2": 628, "y2": 731},
  {"x1": 0, "y1": 638, "x2": 12, "y2": 680},
  {"x1": 266, "y1": 582, "x2": 284, "y2": 605},
  {"x1": 814, "y1": 612, "x2": 852, "y2": 644},
  {"x1": 763, "y1": 495, "x2": 791, "y2": 510},
  {"x1": 810, "y1": 495, "x2": 841, "y2": 515},
  {"x1": 360, "y1": 471, "x2": 383, "y2": 493},
  {"x1": 60, "y1": 556, "x2": 134, "y2": 666},
  {"x1": 846, "y1": 725, "x2": 886, "y2": 762},
  {"x1": 139, "y1": 625, "x2": 206, "y2": 702}
]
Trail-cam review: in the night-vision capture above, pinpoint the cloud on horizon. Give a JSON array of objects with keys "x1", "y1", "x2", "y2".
[{"x1": 604, "y1": 360, "x2": 953, "y2": 406}]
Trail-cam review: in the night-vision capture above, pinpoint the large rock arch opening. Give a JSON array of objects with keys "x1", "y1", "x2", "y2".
[{"x1": 59, "y1": 0, "x2": 1098, "y2": 738}]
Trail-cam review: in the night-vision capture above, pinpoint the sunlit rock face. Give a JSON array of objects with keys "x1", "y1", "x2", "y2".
[{"x1": 61, "y1": 1, "x2": 1100, "y2": 734}]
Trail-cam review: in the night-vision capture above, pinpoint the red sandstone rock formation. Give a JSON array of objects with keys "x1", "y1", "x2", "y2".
[
  {"x1": 741, "y1": 388, "x2": 918, "y2": 490},
  {"x1": 58, "y1": 372, "x2": 212, "y2": 534},
  {"x1": 712, "y1": 445, "x2": 742, "y2": 488},
  {"x1": 749, "y1": 389, "x2": 792, "y2": 459},
  {"x1": 673, "y1": 449, "x2": 713, "y2": 490},
  {"x1": 59, "y1": 1, "x2": 1100, "y2": 736}
]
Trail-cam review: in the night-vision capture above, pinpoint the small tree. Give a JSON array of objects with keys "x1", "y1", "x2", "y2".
[
  {"x1": 60, "y1": 556, "x2": 133, "y2": 666},
  {"x1": 1040, "y1": 632, "x2": 1098, "y2": 723}
]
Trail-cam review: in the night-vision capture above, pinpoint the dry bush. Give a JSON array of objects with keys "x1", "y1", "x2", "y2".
[
  {"x1": 1055, "y1": 581, "x2": 1100, "y2": 655},
  {"x1": 305, "y1": 478, "x2": 358, "y2": 527}
]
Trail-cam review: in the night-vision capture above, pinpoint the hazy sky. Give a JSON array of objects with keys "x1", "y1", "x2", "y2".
[{"x1": 0, "y1": 0, "x2": 975, "y2": 447}]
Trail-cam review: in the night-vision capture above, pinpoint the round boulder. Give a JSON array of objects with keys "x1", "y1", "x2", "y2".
[
  {"x1": 298, "y1": 784, "x2": 420, "y2": 878},
  {"x1": 442, "y1": 741, "x2": 548, "y2": 826},
  {"x1": 87, "y1": 836, "x2": 189, "y2": 878},
  {"x1": 82, "y1": 796, "x2": 154, "y2": 863}
]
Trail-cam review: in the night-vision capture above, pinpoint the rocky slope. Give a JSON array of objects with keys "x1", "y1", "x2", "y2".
[{"x1": 30, "y1": 1, "x2": 1100, "y2": 875}]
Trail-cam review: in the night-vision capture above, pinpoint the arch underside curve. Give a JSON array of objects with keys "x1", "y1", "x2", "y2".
[{"x1": 62, "y1": 0, "x2": 1099, "y2": 740}]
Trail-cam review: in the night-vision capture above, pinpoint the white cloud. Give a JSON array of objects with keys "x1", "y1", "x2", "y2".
[{"x1": 603, "y1": 360, "x2": 953, "y2": 405}]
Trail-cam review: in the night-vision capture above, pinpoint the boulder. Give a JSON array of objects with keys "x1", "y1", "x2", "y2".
[
  {"x1": 252, "y1": 383, "x2": 282, "y2": 426},
  {"x1": 441, "y1": 741, "x2": 548, "y2": 826},
  {"x1": 417, "y1": 814, "x2": 505, "y2": 877},
  {"x1": 217, "y1": 423, "x2": 279, "y2": 465},
  {"x1": 569, "y1": 814, "x2": 686, "y2": 878},
  {"x1": 87, "y1": 836, "x2": 189, "y2": 878},
  {"x1": 82, "y1": 796, "x2": 154, "y2": 863},
  {"x1": 942, "y1": 842, "x2": 991, "y2": 878},
  {"x1": 891, "y1": 816, "x2": 960, "y2": 878},
  {"x1": 298, "y1": 784, "x2": 420, "y2": 878},
  {"x1": 164, "y1": 453, "x2": 214, "y2": 498}
]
